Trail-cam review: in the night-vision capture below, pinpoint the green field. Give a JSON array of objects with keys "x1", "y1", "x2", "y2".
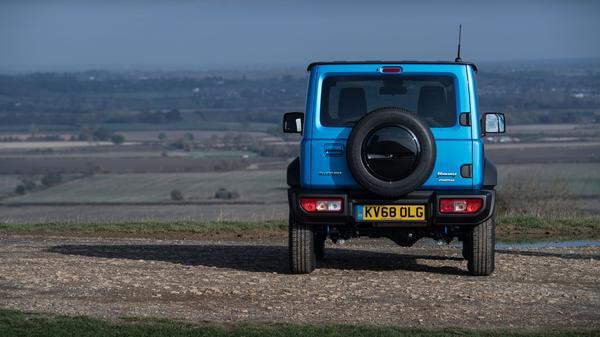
[
  {"x1": 496, "y1": 163, "x2": 600, "y2": 217},
  {"x1": 1, "y1": 163, "x2": 599, "y2": 237},
  {"x1": 3, "y1": 170, "x2": 287, "y2": 203},
  {"x1": 1, "y1": 309, "x2": 596, "y2": 337},
  {"x1": 4, "y1": 163, "x2": 598, "y2": 211},
  {"x1": 497, "y1": 163, "x2": 600, "y2": 198}
]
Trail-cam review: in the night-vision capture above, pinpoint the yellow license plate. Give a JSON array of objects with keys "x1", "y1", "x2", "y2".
[{"x1": 356, "y1": 205, "x2": 426, "y2": 221}]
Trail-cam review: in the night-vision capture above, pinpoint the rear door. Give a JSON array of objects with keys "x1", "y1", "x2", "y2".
[{"x1": 302, "y1": 63, "x2": 473, "y2": 190}]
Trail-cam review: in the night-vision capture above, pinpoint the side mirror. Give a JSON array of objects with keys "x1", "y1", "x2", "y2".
[
  {"x1": 484, "y1": 113, "x2": 506, "y2": 133},
  {"x1": 283, "y1": 112, "x2": 303, "y2": 133}
]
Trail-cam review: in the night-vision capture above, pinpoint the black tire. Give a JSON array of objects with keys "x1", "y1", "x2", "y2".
[
  {"x1": 346, "y1": 107, "x2": 436, "y2": 197},
  {"x1": 314, "y1": 233, "x2": 326, "y2": 261},
  {"x1": 288, "y1": 214, "x2": 316, "y2": 274},
  {"x1": 467, "y1": 214, "x2": 496, "y2": 276}
]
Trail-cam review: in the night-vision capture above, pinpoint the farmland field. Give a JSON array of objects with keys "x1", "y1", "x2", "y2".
[
  {"x1": 0, "y1": 204, "x2": 287, "y2": 224},
  {"x1": 0, "y1": 149, "x2": 256, "y2": 159},
  {"x1": 118, "y1": 130, "x2": 270, "y2": 142},
  {"x1": 497, "y1": 163, "x2": 600, "y2": 198},
  {"x1": 496, "y1": 163, "x2": 600, "y2": 216},
  {"x1": 0, "y1": 156, "x2": 275, "y2": 174},
  {"x1": 0, "y1": 122, "x2": 599, "y2": 226},
  {"x1": 486, "y1": 142, "x2": 600, "y2": 164},
  {"x1": 2, "y1": 170, "x2": 287, "y2": 203},
  {"x1": 0, "y1": 163, "x2": 598, "y2": 225},
  {"x1": 3, "y1": 163, "x2": 597, "y2": 205},
  {"x1": 505, "y1": 123, "x2": 600, "y2": 136},
  {"x1": 0, "y1": 121, "x2": 275, "y2": 133},
  {"x1": 0, "y1": 141, "x2": 597, "y2": 176},
  {"x1": 0, "y1": 141, "x2": 140, "y2": 150}
]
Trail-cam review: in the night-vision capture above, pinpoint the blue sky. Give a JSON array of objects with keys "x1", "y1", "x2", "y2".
[{"x1": 1, "y1": 0, "x2": 599, "y2": 71}]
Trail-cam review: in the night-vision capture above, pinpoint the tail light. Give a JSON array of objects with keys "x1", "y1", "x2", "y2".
[
  {"x1": 439, "y1": 198, "x2": 483, "y2": 214},
  {"x1": 380, "y1": 67, "x2": 402, "y2": 73},
  {"x1": 300, "y1": 197, "x2": 343, "y2": 213}
]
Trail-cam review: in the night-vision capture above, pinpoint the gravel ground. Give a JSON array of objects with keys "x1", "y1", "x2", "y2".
[{"x1": 0, "y1": 234, "x2": 599, "y2": 330}]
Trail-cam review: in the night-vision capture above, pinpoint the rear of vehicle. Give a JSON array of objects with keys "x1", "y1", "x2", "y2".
[{"x1": 284, "y1": 62, "x2": 504, "y2": 276}]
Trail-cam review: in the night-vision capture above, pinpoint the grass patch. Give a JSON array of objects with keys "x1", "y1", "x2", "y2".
[
  {"x1": 496, "y1": 163, "x2": 600, "y2": 220},
  {"x1": 496, "y1": 215, "x2": 600, "y2": 241},
  {"x1": 0, "y1": 220, "x2": 287, "y2": 237},
  {"x1": 2, "y1": 216, "x2": 599, "y2": 241},
  {"x1": 0, "y1": 309, "x2": 597, "y2": 337},
  {"x1": 498, "y1": 215, "x2": 600, "y2": 230}
]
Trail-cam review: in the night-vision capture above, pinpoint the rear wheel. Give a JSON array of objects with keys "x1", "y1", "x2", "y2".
[
  {"x1": 467, "y1": 214, "x2": 496, "y2": 276},
  {"x1": 288, "y1": 215, "x2": 316, "y2": 274}
]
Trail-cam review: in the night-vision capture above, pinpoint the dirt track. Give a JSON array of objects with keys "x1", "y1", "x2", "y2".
[{"x1": 0, "y1": 235, "x2": 599, "y2": 330}]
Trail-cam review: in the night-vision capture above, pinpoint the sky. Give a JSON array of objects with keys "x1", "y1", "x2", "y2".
[{"x1": 1, "y1": 0, "x2": 599, "y2": 72}]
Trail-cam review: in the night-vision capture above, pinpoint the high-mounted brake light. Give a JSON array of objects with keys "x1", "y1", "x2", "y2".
[
  {"x1": 380, "y1": 67, "x2": 402, "y2": 73},
  {"x1": 439, "y1": 198, "x2": 483, "y2": 214},
  {"x1": 300, "y1": 197, "x2": 343, "y2": 213}
]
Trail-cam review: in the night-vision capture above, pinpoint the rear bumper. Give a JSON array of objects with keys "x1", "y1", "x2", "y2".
[{"x1": 288, "y1": 188, "x2": 495, "y2": 227}]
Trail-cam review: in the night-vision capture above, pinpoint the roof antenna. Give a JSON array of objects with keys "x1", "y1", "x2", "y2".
[{"x1": 455, "y1": 24, "x2": 462, "y2": 62}]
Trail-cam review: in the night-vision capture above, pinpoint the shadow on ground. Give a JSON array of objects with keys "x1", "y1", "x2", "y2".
[{"x1": 48, "y1": 244, "x2": 467, "y2": 275}]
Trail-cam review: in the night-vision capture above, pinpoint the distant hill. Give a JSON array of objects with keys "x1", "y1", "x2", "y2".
[{"x1": 0, "y1": 60, "x2": 598, "y2": 130}]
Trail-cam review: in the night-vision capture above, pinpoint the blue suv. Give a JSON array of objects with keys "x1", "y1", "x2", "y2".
[{"x1": 283, "y1": 61, "x2": 505, "y2": 276}]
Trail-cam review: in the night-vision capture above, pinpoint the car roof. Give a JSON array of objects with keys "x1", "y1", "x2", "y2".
[{"x1": 307, "y1": 61, "x2": 478, "y2": 72}]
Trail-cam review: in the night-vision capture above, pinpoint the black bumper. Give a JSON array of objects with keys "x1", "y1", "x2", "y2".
[{"x1": 288, "y1": 188, "x2": 495, "y2": 227}]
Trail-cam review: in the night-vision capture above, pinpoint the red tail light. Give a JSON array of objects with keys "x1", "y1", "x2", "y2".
[
  {"x1": 300, "y1": 197, "x2": 343, "y2": 213},
  {"x1": 380, "y1": 67, "x2": 402, "y2": 73},
  {"x1": 439, "y1": 198, "x2": 483, "y2": 214}
]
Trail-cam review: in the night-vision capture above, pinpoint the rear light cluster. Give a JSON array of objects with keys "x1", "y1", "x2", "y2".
[
  {"x1": 439, "y1": 198, "x2": 483, "y2": 214},
  {"x1": 300, "y1": 197, "x2": 343, "y2": 213}
]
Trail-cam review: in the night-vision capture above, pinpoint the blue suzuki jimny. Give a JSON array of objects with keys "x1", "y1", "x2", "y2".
[{"x1": 283, "y1": 61, "x2": 505, "y2": 276}]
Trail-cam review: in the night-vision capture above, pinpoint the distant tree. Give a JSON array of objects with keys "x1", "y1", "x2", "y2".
[
  {"x1": 214, "y1": 188, "x2": 239, "y2": 200},
  {"x1": 183, "y1": 132, "x2": 194, "y2": 141},
  {"x1": 15, "y1": 185, "x2": 27, "y2": 195},
  {"x1": 19, "y1": 176, "x2": 37, "y2": 192},
  {"x1": 93, "y1": 126, "x2": 112, "y2": 141},
  {"x1": 158, "y1": 132, "x2": 167, "y2": 141},
  {"x1": 41, "y1": 172, "x2": 63, "y2": 188},
  {"x1": 110, "y1": 134, "x2": 125, "y2": 145},
  {"x1": 170, "y1": 189, "x2": 184, "y2": 201}
]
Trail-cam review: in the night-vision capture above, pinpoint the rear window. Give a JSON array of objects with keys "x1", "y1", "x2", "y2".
[{"x1": 320, "y1": 75, "x2": 457, "y2": 127}]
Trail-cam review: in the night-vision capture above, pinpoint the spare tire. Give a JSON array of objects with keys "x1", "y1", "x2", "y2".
[{"x1": 347, "y1": 107, "x2": 436, "y2": 197}]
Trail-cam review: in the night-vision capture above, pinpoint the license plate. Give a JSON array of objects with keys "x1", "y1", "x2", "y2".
[{"x1": 355, "y1": 205, "x2": 426, "y2": 221}]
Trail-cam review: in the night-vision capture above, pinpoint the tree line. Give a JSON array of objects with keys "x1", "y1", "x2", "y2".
[{"x1": 0, "y1": 66, "x2": 598, "y2": 126}]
